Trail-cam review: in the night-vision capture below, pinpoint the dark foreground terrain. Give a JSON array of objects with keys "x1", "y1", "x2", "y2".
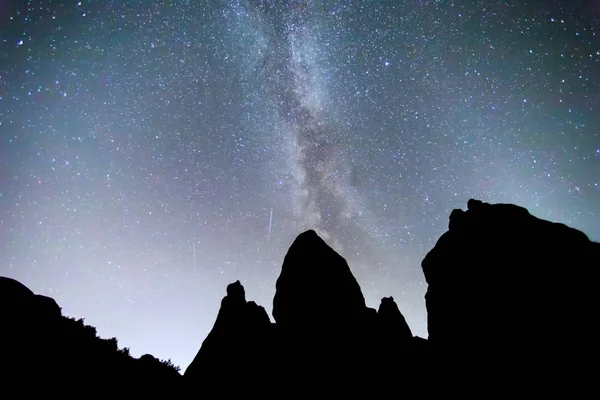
[{"x1": 1, "y1": 199, "x2": 598, "y2": 396}]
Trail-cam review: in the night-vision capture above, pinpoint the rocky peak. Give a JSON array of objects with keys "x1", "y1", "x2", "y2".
[
  {"x1": 422, "y1": 198, "x2": 599, "y2": 391},
  {"x1": 224, "y1": 280, "x2": 245, "y2": 305},
  {"x1": 272, "y1": 229, "x2": 366, "y2": 326},
  {"x1": 184, "y1": 280, "x2": 272, "y2": 381},
  {"x1": 378, "y1": 296, "x2": 412, "y2": 341}
]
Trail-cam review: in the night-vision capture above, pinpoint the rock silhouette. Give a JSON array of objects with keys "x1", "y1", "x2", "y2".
[
  {"x1": 378, "y1": 296, "x2": 413, "y2": 342},
  {"x1": 185, "y1": 229, "x2": 428, "y2": 396},
  {"x1": 1, "y1": 199, "x2": 597, "y2": 396},
  {"x1": 184, "y1": 280, "x2": 273, "y2": 394},
  {"x1": 272, "y1": 229, "x2": 367, "y2": 326},
  {"x1": 422, "y1": 199, "x2": 599, "y2": 395}
]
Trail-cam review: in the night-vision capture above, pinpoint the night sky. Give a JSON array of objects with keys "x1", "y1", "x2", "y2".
[{"x1": 1, "y1": 0, "x2": 599, "y2": 371}]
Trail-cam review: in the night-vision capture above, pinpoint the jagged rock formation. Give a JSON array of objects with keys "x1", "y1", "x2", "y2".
[
  {"x1": 2, "y1": 199, "x2": 597, "y2": 396},
  {"x1": 0, "y1": 277, "x2": 181, "y2": 396},
  {"x1": 185, "y1": 229, "x2": 428, "y2": 396},
  {"x1": 185, "y1": 199, "x2": 598, "y2": 395},
  {"x1": 184, "y1": 280, "x2": 273, "y2": 392},
  {"x1": 422, "y1": 199, "x2": 599, "y2": 394}
]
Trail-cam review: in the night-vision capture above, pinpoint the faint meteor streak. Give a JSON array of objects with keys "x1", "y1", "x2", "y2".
[
  {"x1": 268, "y1": 207, "x2": 273, "y2": 242},
  {"x1": 192, "y1": 239, "x2": 197, "y2": 274}
]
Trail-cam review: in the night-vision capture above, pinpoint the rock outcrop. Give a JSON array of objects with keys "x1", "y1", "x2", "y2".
[
  {"x1": 0, "y1": 276, "x2": 62, "y2": 321},
  {"x1": 185, "y1": 230, "x2": 425, "y2": 396},
  {"x1": 184, "y1": 280, "x2": 273, "y2": 393},
  {"x1": 378, "y1": 296, "x2": 412, "y2": 342},
  {"x1": 185, "y1": 199, "x2": 598, "y2": 395},
  {"x1": 422, "y1": 199, "x2": 599, "y2": 394},
  {"x1": 2, "y1": 199, "x2": 597, "y2": 396},
  {"x1": 272, "y1": 229, "x2": 367, "y2": 326}
]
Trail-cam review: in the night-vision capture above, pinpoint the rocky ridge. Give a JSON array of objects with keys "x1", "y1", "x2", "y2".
[{"x1": 1, "y1": 199, "x2": 597, "y2": 396}]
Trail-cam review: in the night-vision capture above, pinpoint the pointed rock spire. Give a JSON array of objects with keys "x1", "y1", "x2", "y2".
[
  {"x1": 184, "y1": 280, "x2": 272, "y2": 383},
  {"x1": 272, "y1": 230, "x2": 366, "y2": 326}
]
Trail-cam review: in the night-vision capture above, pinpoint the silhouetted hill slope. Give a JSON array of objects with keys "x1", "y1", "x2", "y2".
[
  {"x1": 3, "y1": 199, "x2": 598, "y2": 396},
  {"x1": 0, "y1": 276, "x2": 181, "y2": 396},
  {"x1": 422, "y1": 199, "x2": 599, "y2": 394}
]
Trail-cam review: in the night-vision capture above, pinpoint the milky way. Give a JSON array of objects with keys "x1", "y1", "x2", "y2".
[
  {"x1": 242, "y1": 2, "x2": 373, "y2": 255},
  {"x1": 1, "y1": 1, "x2": 599, "y2": 371}
]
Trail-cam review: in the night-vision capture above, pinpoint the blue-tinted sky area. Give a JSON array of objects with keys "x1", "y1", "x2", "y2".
[{"x1": 1, "y1": 0, "x2": 599, "y2": 371}]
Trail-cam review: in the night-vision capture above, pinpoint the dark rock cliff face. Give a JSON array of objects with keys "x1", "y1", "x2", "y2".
[
  {"x1": 2, "y1": 199, "x2": 597, "y2": 395},
  {"x1": 422, "y1": 199, "x2": 599, "y2": 394}
]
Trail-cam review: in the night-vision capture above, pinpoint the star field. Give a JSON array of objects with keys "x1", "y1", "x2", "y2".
[{"x1": 1, "y1": 0, "x2": 599, "y2": 371}]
